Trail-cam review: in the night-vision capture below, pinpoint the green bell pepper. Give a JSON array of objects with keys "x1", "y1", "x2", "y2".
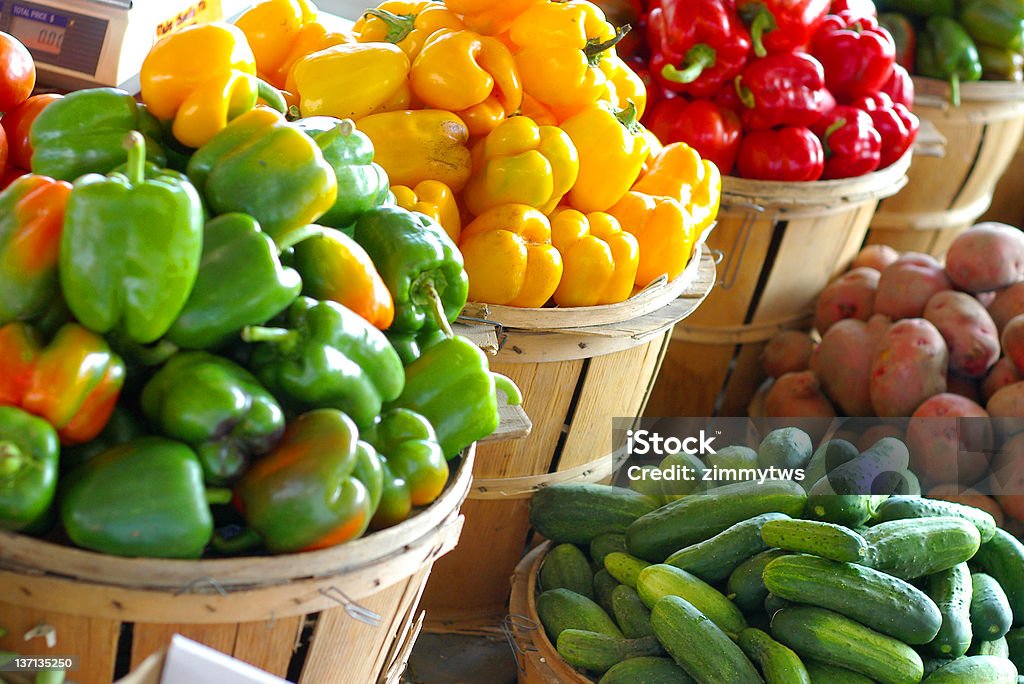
[
  {"x1": 978, "y1": 44, "x2": 1024, "y2": 81},
  {"x1": 352, "y1": 206, "x2": 469, "y2": 335},
  {"x1": 59, "y1": 132, "x2": 204, "y2": 344},
  {"x1": 293, "y1": 117, "x2": 390, "y2": 231},
  {"x1": 60, "y1": 437, "x2": 227, "y2": 558},
  {"x1": 388, "y1": 335, "x2": 522, "y2": 458},
  {"x1": 877, "y1": 0, "x2": 956, "y2": 16},
  {"x1": 234, "y1": 409, "x2": 377, "y2": 552},
  {"x1": 242, "y1": 296, "x2": 404, "y2": 428},
  {"x1": 30, "y1": 88, "x2": 167, "y2": 182},
  {"x1": 0, "y1": 406, "x2": 59, "y2": 532},
  {"x1": 165, "y1": 213, "x2": 303, "y2": 350},
  {"x1": 364, "y1": 408, "x2": 448, "y2": 529},
  {"x1": 386, "y1": 328, "x2": 448, "y2": 366},
  {"x1": 186, "y1": 108, "x2": 337, "y2": 242},
  {"x1": 960, "y1": 0, "x2": 1024, "y2": 52},
  {"x1": 917, "y1": 16, "x2": 982, "y2": 106},
  {"x1": 141, "y1": 352, "x2": 285, "y2": 485},
  {"x1": 61, "y1": 406, "x2": 145, "y2": 474}
]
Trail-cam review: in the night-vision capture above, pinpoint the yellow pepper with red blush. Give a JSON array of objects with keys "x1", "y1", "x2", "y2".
[
  {"x1": 391, "y1": 180, "x2": 462, "y2": 242},
  {"x1": 462, "y1": 116, "x2": 578, "y2": 217},
  {"x1": 354, "y1": 1, "x2": 464, "y2": 59},
  {"x1": 550, "y1": 208, "x2": 639, "y2": 307},
  {"x1": 444, "y1": 0, "x2": 544, "y2": 36},
  {"x1": 607, "y1": 191, "x2": 697, "y2": 287},
  {"x1": 459, "y1": 204, "x2": 563, "y2": 308}
]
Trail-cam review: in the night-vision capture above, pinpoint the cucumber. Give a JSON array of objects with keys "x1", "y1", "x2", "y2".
[
  {"x1": 626, "y1": 479, "x2": 807, "y2": 562},
  {"x1": 763, "y1": 554, "x2": 942, "y2": 645},
  {"x1": 894, "y1": 468, "x2": 922, "y2": 496},
  {"x1": 806, "y1": 476, "x2": 877, "y2": 528},
  {"x1": 922, "y1": 656, "x2": 951, "y2": 678},
  {"x1": 636, "y1": 564, "x2": 747, "y2": 637},
  {"x1": 1007, "y1": 628, "x2": 1024, "y2": 670},
  {"x1": 590, "y1": 533, "x2": 627, "y2": 570},
  {"x1": 760, "y1": 518, "x2": 870, "y2": 564},
  {"x1": 540, "y1": 543, "x2": 593, "y2": 598},
  {"x1": 972, "y1": 529, "x2": 1024, "y2": 628},
  {"x1": 611, "y1": 584, "x2": 654, "y2": 638},
  {"x1": 863, "y1": 517, "x2": 981, "y2": 580},
  {"x1": 765, "y1": 593, "x2": 793, "y2": 618},
  {"x1": 738, "y1": 627, "x2": 811, "y2": 684},
  {"x1": 971, "y1": 636, "x2": 1010, "y2": 658},
  {"x1": 594, "y1": 569, "x2": 619, "y2": 616},
  {"x1": 599, "y1": 656, "x2": 695, "y2": 684},
  {"x1": 651, "y1": 595, "x2": 764, "y2": 684},
  {"x1": 729, "y1": 549, "x2": 790, "y2": 616},
  {"x1": 758, "y1": 428, "x2": 813, "y2": 470},
  {"x1": 706, "y1": 445, "x2": 760, "y2": 483},
  {"x1": 531, "y1": 484, "x2": 659, "y2": 545},
  {"x1": 803, "y1": 660, "x2": 876, "y2": 684},
  {"x1": 922, "y1": 655, "x2": 1018, "y2": 683},
  {"x1": 632, "y1": 464, "x2": 669, "y2": 500},
  {"x1": 972, "y1": 573, "x2": 1014, "y2": 641},
  {"x1": 825, "y1": 437, "x2": 911, "y2": 496},
  {"x1": 770, "y1": 605, "x2": 924, "y2": 684},
  {"x1": 802, "y1": 439, "x2": 859, "y2": 493},
  {"x1": 605, "y1": 552, "x2": 651, "y2": 588},
  {"x1": 535, "y1": 588, "x2": 622, "y2": 641},
  {"x1": 873, "y1": 496, "x2": 997, "y2": 543},
  {"x1": 556, "y1": 630, "x2": 663, "y2": 674},
  {"x1": 658, "y1": 452, "x2": 706, "y2": 500},
  {"x1": 928, "y1": 563, "x2": 974, "y2": 659},
  {"x1": 666, "y1": 513, "x2": 789, "y2": 583}
]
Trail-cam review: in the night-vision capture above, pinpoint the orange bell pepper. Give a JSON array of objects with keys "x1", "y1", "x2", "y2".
[
  {"x1": 234, "y1": 0, "x2": 352, "y2": 90},
  {"x1": 634, "y1": 142, "x2": 722, "y2": 234},
  {"x1": 356, "y1": 109, "x2": 473, "y2": 191},
  {"x1": 459, "y1": 204, "x2": 563, "y2": 308},
  {"x1": 391, "y1": 180, "x2": 462, "y2": 242},
  {"x1": 354, "y1": 1, "x2": 464, "y2": 59},
  {"x1": 0, "y1": 322, "x2": 125, "y2": 445},
  {"x1": 409, "y1": 29, "x2": 522, "y2": 136},
  {"x1": 444, "y1": 0, "x2": 544, "y2": 36},
  {"x1": 550, "y1": 208, "x2": 639, "y2": 307},
  {"x1": 607, "y1": 191, "x2": 697, "y2": 287}
]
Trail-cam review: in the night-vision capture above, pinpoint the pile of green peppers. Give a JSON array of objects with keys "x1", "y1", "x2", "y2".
[{"x1": 0, "y1": 87, "x2": 521, "y2": 559}]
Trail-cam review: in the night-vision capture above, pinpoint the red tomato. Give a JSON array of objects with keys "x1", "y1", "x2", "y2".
[
  {"x1": 1, "y1": 93, "x2": 61, "y2": 169},
  {"x1": 0, "y1": 32, "x2": 35, "y2": 113}
]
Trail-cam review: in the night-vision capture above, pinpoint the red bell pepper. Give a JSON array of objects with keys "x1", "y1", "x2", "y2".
[
  {"x1": 812, "y1": 105, "x2": 882, "y2": 179},
  {"x1": 851, "y1": 92, "x2": 919, "y2": 169},
  {"x1": 830, "y1": 0, "x2": 876, "y2": 18},
  {"x1": 736, "y1": 0, "x2": 831, "y2": 57},
  {"x1": 737, "y1": 127, "x2": 824, "y2": 181},
  {"x1": 645, "y1": 99, "x2": 742, "y2": 173},
  {"x1": 811, "y1": 11, "x2": 897, "y2": 102},
  {"x1": 881, "y1": 63, "x2": 915, "y2": 108},
  {"x1": 735, "y1": 52, "x2": 834, "y2": 130},
  {"x1": 646, "y1": 0, "x2": 752, "y2": 98}
]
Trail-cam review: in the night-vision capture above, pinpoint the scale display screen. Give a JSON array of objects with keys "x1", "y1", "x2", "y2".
[{"x1": 9, "y1": 5, "x2": 67, "y2": 56}]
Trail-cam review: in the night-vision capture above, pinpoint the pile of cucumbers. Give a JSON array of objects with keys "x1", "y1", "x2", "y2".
[{"x1": 527, "y1": 429, "x2": 1024, "y2": 683}]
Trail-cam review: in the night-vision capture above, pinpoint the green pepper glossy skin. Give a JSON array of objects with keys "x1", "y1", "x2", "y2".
[
  {"x1": 960, "y1": 0, "x2": 1024, "y2": 52},
  {"x1": 141, "y1": 352, "x2": 286, "y2": 485},
  {"x1": 30, "y1": 88, "x2": 167, "y2": 182},
  {"x1": 354, "y1": 440, "x2": 384, "y2": 515},
  {"x1": 59, "y1": 134, "x2": 204, "y2": 344},
  {"x1": 0, "y1": 406, "x2": 59, "y2": 531},
  {"x1": 293, "y1": 117, "x2": 390, "y2": 230},
  {"x1": 166, "y1": 213, "x2": 302, "y2": 350},
  {"x1": 978, "y1": 44, "x2": 1024, "y2": 81},
  {"x1": 244, "y1": 296, "x2": 404, "y2": 428},
  {"x1": 387, "y1": 335, "x2": 522, "y2": 458},
  {"x1": 60, "y1": 437, "x2": 214, "y2": 558},
  {"x1": 352, "y1": 206, "x2": 468, "y2": 334},
  {"x1": 917, "y1": 16, "x2": 982, "y2": 106},
  {"x1": 386, "y1": 328, "x2": 448, "y2": 366}
]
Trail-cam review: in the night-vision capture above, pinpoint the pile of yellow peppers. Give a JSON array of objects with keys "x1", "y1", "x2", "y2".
[{"x1": 230, "y1": 0, "x2": 721, "y2": 308}]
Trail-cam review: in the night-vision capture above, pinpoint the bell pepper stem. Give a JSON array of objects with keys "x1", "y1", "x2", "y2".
[
  {"x1": 0, "y1": 441, "x2": 24, "y2": 476},
  {"x1": 822, "y1": 118, "x2": 847, "y2": 158},
  {"x1": 257, "y1": 79, "x2": 288, "y2": 115},
  {"x1": 748, "y1": 8, "x2": 777, "y2": 58},
  {"x1": 34, "y1": 670, "x2": 65, "y2": 684},
  {"x1": 241, "y1": 326, "x2": 300, "y2": 352},
  {"x1": 362, "y1": 9, "x2": 417, "y2": 44},
  {"x1": 950, "y1": 73, "x2": 961, "y2": 107},
  {"x1": 421, "y1": 281, "x2": 454, "y2": 339},
  {"x1": 128, "y1": 338, "x2": 180, "y2": 367},
  {"x1": 735, "y1": 75, "x2": 756, "y2": 110},
  {"x1": 585, "y1": 24, "x2": 632, "y2": 65},
  {"x1": 275, "y1": 224, "x2": 331, "y2": 253},
  {"x1": 123, "y1": 131, "x2": 146, "y2": 186},
  {"x1": 661, "y1": 44, "x2": 717, "y2": 84},
  {"x1": 614, "y1": 101, "x2": 641, "y2": 134},
  {"x1": 493, "y1": 373, "x2": 523, "y2": 406},
  {"x1": 205, "y1": 487, "x2": 233, "y2": 505},
  {"x1": 211, "y1": 526, "x2": 263, "y2": 555}
]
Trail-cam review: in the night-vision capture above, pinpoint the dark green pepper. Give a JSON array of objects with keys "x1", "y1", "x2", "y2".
[
  {"x1": 877, "y1": 0, "x2": 956, "y2": 17},
  {"x1": 978, "y1": 44, "x2": 1024, "y2": 81},
  {"x1": 30, "y1": 88, "x2": 167, "y2": 182},
  {"x1": 293, "y1": 117, "x2": 390, "y2": 231},
  {"x1": 918, "y1": 16, "x2": 982, "y2": 106},
  {"x1": 960, "y1": 0, "x2": 1024, "y2": 52},
  {"x1": 141, "y1": 352, "x2": 285, "y2": 484},
  {"x1": 165, "y1": 214, "x2": 303, "y2": 350},
  {"x1": 0, "y1": 406, "x2": 59, "y2": 531},
  {"x1": 243, "y1": 296, "x2": 404, "y2": 428}
]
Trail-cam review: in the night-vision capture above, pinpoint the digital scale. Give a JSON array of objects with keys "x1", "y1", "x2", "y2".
[{"x1": 0, "y1": 0, "x2": 257, "y2": 91}]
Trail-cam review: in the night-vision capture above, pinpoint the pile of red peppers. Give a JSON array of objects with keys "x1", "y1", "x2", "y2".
[{"x1": 609, "y1": 0, "x2": 920, "y2": 181}]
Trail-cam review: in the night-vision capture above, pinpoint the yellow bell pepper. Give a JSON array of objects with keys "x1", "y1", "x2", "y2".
[
  {"x1": 510, "y1": 0, "x2": 626, "y2": 111},
  {"x1": 521, "y1": 94, "x2": 558, "y2": 127},
  {"x1": 602, "y1": 55, "x2": 647, "y2": 119},
  {"x1": 634, "y1": 143, "x2": 722, "y2": 235},
  {"x1": 356, "y1": 110, "x2": 473, "y2": 191},
  {"x1": 607, "y1": 192, "x2": 697, "y2": 287},
  {"x1": 409, "y1": 29, "x2": 522, "y2": 137},
  {"x1": 354, "y1": 1, "x2": 464, "y2": 59},
  {"x1": 689, "y1": 161, "x2": 722, "y2": 235},
  {"x1": 462, "y1": 116, "x2": 578, "y2": 217},
  {"x1": 550, "y1": 208, "x2": 639, "y2": 307},
  {"x1": 445, "y1": 0, "x2": 544, "y2": 36},
  {"x1": 234, "y1": 0, "x2": 352, "y2": 90},
  {"x1": 392, "y1": 180, "x2": 462, "y2": 242},
  {"x1": 286, "y1": 42, "x2": 411, "y2": 120},
  {"x1": 459, "y1": 204, "x2": 563, "y2": 308},
  {"x1": 561, "y1": 101, "x2": 650, "y2": 213},
  {"x1": 140, "y1": 22, "x2": 287, "y2": 149}
]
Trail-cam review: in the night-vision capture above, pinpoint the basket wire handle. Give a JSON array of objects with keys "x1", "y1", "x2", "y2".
[
  {"x1": 320, "y1": 586, "x2": 382, "y2": 627},
  {"x1": 501, "y1": 614, "x2": 540, "y2": 673},
  {"x1": 23, "y1": 623, "x2": 56, "y2": 649},
  {"x1": 455, "y1": 314, "x2": 508, "y2": 352}
]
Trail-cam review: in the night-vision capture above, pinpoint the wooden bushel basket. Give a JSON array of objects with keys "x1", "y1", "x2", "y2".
[
  {"x1": 0, "y1": 449, "x2": 475, "y2": 684},
  {"x1": 420, "y1": 247, "x2": 717, "y2": 627},
  {"x1": 868, "y1": 78, "x2": 1024, "y2": 256},
  {"x1": 646, "y1": 151, "x2": 912, "y2": 419}
]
